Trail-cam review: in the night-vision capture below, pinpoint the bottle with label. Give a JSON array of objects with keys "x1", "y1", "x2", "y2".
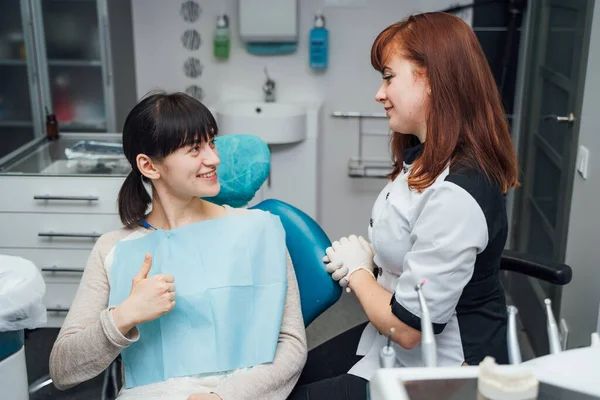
[
  {"x1": 45, "y1": 107, "x2": 59, "y2": 141},
  {"x1": 309, "y1": 14, "x2": 328, "y2": 70},
  {"x1": 214, "y1": 15, "x2": 230, "y2": 60}
]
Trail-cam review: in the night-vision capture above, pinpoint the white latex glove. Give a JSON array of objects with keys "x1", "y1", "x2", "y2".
[
  {"x1": 323, "y1": 235, "x2": 375, "y2": 292},
  {"x1": 323, "y1": 242, "x2": 348, "y2": 284}
]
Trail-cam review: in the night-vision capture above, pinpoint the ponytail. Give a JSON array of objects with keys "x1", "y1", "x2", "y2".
[{"x1": 118, "y1": 170, "x2": 151, "y2": 229}]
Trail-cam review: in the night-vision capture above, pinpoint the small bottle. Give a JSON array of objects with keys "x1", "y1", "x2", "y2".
[
  {"x1": 214, "y1": 15, "x2": 230, "y2": 60},
  {"x1": 45, "y1": 107, "x2": 59, "y2": 141},
  {"x1": 309, "y1": 14, "x2": 328, "y2": 70}
]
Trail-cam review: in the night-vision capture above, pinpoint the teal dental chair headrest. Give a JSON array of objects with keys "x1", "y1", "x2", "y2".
[{"x1": 203, "y1": 134, "x2": 270, "y2": 208}]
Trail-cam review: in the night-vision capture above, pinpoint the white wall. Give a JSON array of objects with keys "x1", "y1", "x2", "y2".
[
  {"x1": 131, "y1": 0, "x2": 465, "y2": 239},
  {"x1": 563, "y1": 4, "x2": 600, "y2": 348}
]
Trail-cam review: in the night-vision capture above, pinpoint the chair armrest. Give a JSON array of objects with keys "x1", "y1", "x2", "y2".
[{"x1": 501, "y1": 250, "x2": 572, "y2": 286}]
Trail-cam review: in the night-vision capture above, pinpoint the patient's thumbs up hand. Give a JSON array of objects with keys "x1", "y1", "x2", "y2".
[
  {"x1": 133, "y1": 253, "x2": 152, "y2": 282},
  {"x1": 112, "y1": 254, "x2": 176, "y2": 335}
]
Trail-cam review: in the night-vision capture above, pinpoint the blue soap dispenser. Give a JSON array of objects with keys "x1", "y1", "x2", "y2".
[{"x1": 310, "y1": 14, "x2": 328, "y2": 70}]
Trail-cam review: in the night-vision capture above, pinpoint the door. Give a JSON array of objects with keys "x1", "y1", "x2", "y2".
[
  {"x1": 510, "y1": 0, "x2": 594, "y2": 356},
  {"x1": 0, "y1": 0, "x2": 44, "y2": 158},
  {"x1": 33, "y1": 0, "x2": 115, "y2": 132}
]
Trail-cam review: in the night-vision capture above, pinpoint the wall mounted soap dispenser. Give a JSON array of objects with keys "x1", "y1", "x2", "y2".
[
  {"x1": 214, "y1": 14, "x2": 230, "y2": 60},
  {"x1": 309, "y1": 14, "x2": 328, "y2": 70}
]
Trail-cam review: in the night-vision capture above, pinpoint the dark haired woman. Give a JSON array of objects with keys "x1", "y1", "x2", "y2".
[
  {"x1": 50, "y1": 92, "x2": 307, "y2": 400},
  {"x1": 290, "y1": 12, "x2": 520, "y2": 400}
]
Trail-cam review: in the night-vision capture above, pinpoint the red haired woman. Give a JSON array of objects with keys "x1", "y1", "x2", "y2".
[{"x1": 289, "y1": 12, "x2": 519, "y2": 400}]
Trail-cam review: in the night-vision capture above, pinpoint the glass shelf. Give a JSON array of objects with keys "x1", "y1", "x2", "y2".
[{"x1": 0, "y1": 133, "x2": 129, "y2": 177}]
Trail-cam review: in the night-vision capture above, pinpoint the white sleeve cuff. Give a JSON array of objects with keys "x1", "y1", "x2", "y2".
[{"x1": 100, "y1": 307, "x2": 140, "y2": 348}]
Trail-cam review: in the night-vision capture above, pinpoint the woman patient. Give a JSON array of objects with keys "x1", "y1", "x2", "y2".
[{"x1": 49, "y1": 92, "x2": 307, "y2": 400}]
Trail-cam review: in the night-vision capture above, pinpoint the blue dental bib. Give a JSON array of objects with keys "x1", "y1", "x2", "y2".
[{"x1": 108, "y1": 211, "x2": 287, "y2": 388}]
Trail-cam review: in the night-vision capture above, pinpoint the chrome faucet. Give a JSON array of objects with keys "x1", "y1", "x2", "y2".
[{"x1": 263, "y1": 67, "x2": 276, "y2": 102}]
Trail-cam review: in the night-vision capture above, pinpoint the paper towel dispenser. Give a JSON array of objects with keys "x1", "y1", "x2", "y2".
[{"x1": 239, "y1": 0, "x2": 298, "y2": 42}]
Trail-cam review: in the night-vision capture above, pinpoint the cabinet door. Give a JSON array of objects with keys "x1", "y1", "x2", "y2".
[
  {"x1": 0, "y1": 0, "x2": 44, "y2": 158},
  {"x1": 263, "y1": 141, "x2": 318, "y2": 220},
  {"x1": 34, "y1": 0, "x2": 114, "y2": 132}
]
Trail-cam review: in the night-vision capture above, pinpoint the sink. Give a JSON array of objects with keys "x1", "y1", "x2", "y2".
[{"x1": 215, "y1": 101, "x2": 307, "y2": 145}]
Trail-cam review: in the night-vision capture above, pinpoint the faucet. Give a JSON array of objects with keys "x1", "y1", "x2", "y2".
[{"x1": 263, "y1": 67, "x2": 276, "y2": 102}]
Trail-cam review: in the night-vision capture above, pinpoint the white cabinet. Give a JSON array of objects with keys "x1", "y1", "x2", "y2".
[
  {"x1": 0, "y1": 134, "x2": 126, "y2": 327},
  {"x1": 0, "y1": 176, "x2": 121, "y2": 213},
  {"x1": 0, "y1": 175, "x2": 124, "y2": 327}
]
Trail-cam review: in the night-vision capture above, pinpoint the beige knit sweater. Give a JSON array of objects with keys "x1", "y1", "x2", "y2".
[{"x1": 49, "y1": 206, "x2": 307, "y2": 400}]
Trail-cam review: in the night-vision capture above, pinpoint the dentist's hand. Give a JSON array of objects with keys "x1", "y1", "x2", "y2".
[
  {"x1": 324, "y1": 235, "x2": 376, "y2": 291},
  {"x1": 324, "y1": 241, "x2": 348, "y2": 285},
  {"x1": 111, "y1": 254, "x2": 176, "y2": 335}
]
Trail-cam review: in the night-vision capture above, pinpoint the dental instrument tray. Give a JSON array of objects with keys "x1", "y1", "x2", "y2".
[
  {"x1": 65, "y1": 140, "x2": 125, "y2": 160},
  {"x1": 370, "y1": 364, "x2": 600, "y2": 400},
  {"x1": 400, "y1": 377, "x2": 599, "y2": 399}
]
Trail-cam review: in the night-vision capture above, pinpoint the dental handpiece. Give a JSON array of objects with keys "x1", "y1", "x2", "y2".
[
  {"x1": 415, "y1": 279, "x2": 437, "y2": 368},
  {"x1": 379, "y1": 327, "x2": 397, "y2": 368},
  {"x1": 545, "y1": 298, "x2": 562, "y2": 354},
  {"x1": 507, "y1": 305, "x2": 522, "y2": 364}
]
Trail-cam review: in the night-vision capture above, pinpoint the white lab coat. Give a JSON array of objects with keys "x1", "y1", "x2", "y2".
[{"x1": 348, "y1": 150, "x2": 508, "y2": 380}]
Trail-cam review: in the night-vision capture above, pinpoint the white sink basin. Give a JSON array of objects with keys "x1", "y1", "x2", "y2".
[{"x1": 216, "y1": 101, "x2": 306, "y2": 145}]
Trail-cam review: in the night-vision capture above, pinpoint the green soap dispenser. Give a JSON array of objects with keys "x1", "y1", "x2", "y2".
[{"x1": 214, "y1": 14, "x2": 230, "y2": 60}]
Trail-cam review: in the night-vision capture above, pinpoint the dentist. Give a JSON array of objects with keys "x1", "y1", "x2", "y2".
[{"x1": 289, "y1": 12, "x2": 520, "y2": 400}]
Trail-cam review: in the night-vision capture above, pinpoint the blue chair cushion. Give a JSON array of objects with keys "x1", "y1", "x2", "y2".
[{"x1": 250, "y1": 199, "x2": 342, "y2": 326}]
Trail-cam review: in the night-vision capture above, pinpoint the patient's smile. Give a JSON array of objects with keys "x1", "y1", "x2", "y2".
[{"x1": 197, "y1": 170, "x2": 217, "y2": 179}]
